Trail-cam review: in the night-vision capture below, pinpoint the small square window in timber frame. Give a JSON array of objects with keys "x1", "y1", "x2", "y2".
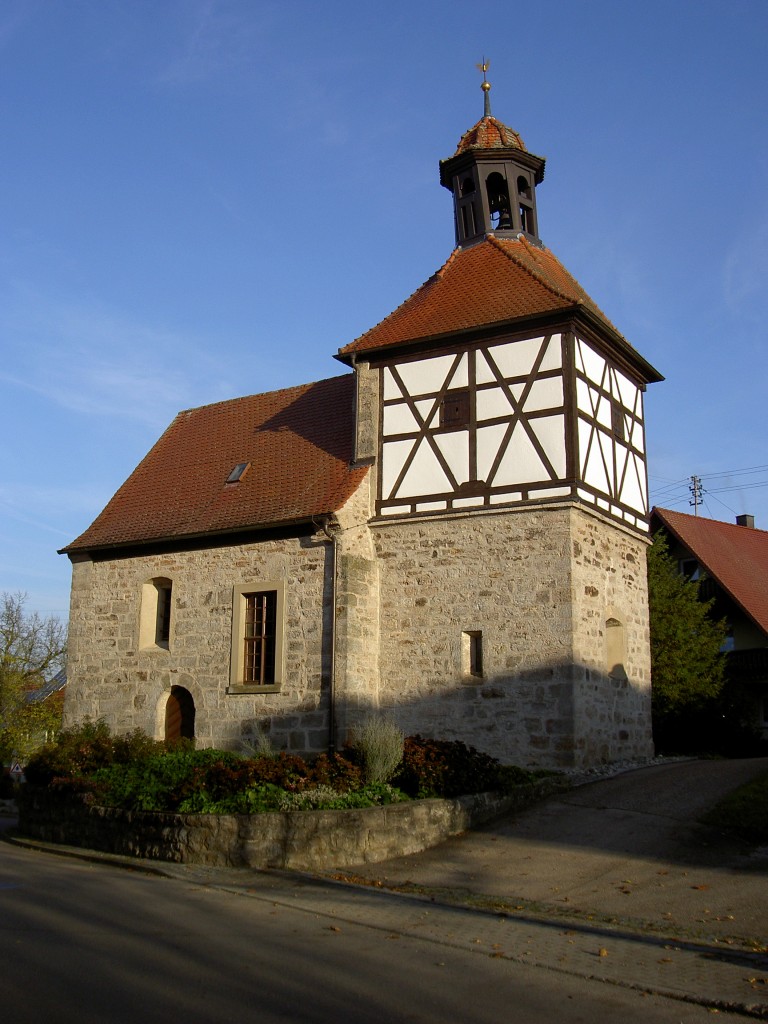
[{"x1": 440, "y1": 389, "x2": 471, "y2": 429}]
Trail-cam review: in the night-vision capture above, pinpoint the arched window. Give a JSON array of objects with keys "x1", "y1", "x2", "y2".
[
  {"x1": 139, "y1": 577, "x2": 173, "y2": 650},
  {"x1": 517, "y1": 175, "x2": 534, "y2": 233},
  {"x1": 486, "y1": 172, "x2": 512, "y2": 230}
]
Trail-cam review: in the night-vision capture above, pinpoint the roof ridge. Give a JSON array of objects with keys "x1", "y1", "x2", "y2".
[
  {"x1": 487, "y1": 234, "x2": 580, "y2": 305},
  {"x1": 177, "y1": 374, "x2": 352, "y2": 417},
  {"x1": 656, "y1": 506, "x2": 768, "y2": 537},
  {"x1": 345, "y1": 249, "x2": 458, "y2": 349}
]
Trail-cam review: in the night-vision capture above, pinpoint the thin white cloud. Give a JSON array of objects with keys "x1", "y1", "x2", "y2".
[
  {"x1": 157, "y1": 0, "x2": 274, "y2": 85},
  {"x1": 0, "y1": 287, "x2": 232, "y2": 429}
]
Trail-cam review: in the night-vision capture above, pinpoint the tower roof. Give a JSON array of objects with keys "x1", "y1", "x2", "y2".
[
  {"x1": 337, "y1": 235, "x2": 662, "y2": 384},
  {"x1": 452, "y1": 114, "x2": 528, "y2": 155}
]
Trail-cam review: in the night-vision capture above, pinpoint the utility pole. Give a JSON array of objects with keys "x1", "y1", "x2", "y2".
[{"x1": 689, "y1": 475, "x2": 702, "y2": 516}]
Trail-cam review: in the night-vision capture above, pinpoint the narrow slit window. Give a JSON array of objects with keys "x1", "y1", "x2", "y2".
[{"x1": 462, "y1": 630, "x2": 483, "y2": 678}]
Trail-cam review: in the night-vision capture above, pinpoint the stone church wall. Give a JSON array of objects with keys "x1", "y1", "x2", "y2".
[
  {"x1": 370, "y1": 504, "x2": 652, "y2": 769},
  {"x1": 64, "y1": 532, "x2": 335, "y2": 754}
]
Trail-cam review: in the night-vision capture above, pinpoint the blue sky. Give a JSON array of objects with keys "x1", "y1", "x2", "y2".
[{"x1": 1, "y1": 0, "x2": 767, "y2": 621}]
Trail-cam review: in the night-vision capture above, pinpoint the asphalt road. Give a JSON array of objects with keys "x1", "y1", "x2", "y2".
[{"x1": 0, "y1": 821, "x2": 755, "y2": 1024}]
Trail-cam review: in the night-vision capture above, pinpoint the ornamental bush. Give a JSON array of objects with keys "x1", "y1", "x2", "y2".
[
  {"x1": 393, "y1": 735, "x2": 504, "y2": 798},
  {"x1": 23, "y1": 721, "x2": 545, "y2": 812}
]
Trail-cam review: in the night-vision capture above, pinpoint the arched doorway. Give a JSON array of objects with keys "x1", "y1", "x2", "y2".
[{"x1": 164, "y1": 685, "x2": 195, "y2": 743}]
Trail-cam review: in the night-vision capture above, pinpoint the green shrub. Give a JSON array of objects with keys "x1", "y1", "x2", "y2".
[
  {"x1": 24, "y1": 719, "x2": 167, "y2": 787},
  {"x1": 278, "y1": 782, "x2": 407, "y2": 811}
]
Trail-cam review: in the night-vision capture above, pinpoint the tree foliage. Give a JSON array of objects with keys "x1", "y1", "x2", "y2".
[
  {"x1": 0, "y1": 592, "x2": 67, "y2": 763},
  {"x1": 647, "y1": 532, "x2": 726, "y2": 723}
]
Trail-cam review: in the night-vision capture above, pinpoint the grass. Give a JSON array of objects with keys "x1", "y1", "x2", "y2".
[{"x1": 700, "y1": 769, "x2": 768, "y2": 845}]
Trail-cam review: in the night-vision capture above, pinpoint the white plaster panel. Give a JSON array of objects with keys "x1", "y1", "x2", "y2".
[
  {"x1": 395, "y1": 353, "x2": 467, "y2": 396},
  {"x1": 490, "y1": 491, "x2": 522, "y2": 504},
  {"x1": 396, "y1": 441, "x2": 454, "y2": 497},
  {"x1": 491, "y1": 425, "x2": 548, "y2": 485},
  {"x1": 613, "y1": 367, "x2": 638, "y2": 409},
  {"x1": 627, "y1": 417, "x2": 646, "y2": 456},
  {"x1": 580, "y1": 420, "x2": 610, "y2": 494},
  {"x1": 415, "y1": 501, "x2": 448, "y2": 512},
  {"x1": 476, "y1": 423, "x2": 508, "y2": 481},
  {"x1": 434, "y1": 431, "x2": 470, "y2": 484},
  {"x1": 528, "y1": 486, "x2": 571, "y2": 499},
  {"x1": 381, "y1": 439, "x2": 413, "y2": 496},
  {"x1": 595, "y1": 393, "x2": 612, "y2": 429},
  {"x1": 576, "y1": 337, "x2": 606, "y2": 385},
  {"x1": 485, "y1": 336, "x2": 545, "y2": 379},
  {"x1": 576, "y1": 378, "x2": 592, "y2": 415},
  {"x1": 476, "y1": 387, "x2": 511, "y2": 422},
  {"x1": 383, "y1": 368, "x2": 400, "y2": 401},
  {"x1": 531, "y1": 415, "x2": 567, "y2": 477},
  {"x1": 383, "y1": 403, "x2": 420, "y2": 436},
  {"x1": 619, "y1": 453, "x2": 648, "y2": 513},
  {"x1": 414, "y1": 398, "x2": 436, "y2": 424},
  {"x1": 453, "y1": 496, "x2": 483, "y2": 508},
  {"x1": 523, "y1": 377, "x2": 564, "y2": 412},
  {"x1": 539, "y1": 334, "x2": 563, "y2": 372},
  {"x1": 598, "y1": 431, "x2": 616, "y2": 491}
]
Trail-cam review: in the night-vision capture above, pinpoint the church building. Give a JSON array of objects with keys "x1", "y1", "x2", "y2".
[{"x1": 61, "y1": 78, "x2": 663, "y2": 768}]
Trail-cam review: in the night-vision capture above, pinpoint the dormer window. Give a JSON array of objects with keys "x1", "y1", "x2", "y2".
[{"x1": 226, "y1": 462, "x2": 251, "y2": 484}]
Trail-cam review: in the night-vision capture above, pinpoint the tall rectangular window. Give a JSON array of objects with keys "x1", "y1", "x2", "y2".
[
  {"x1": 230, "y1": 582, "x2": 284, "y2": 693},
  {"x1": 244, "y1": 591, "x2": 277, "y2": 685}
]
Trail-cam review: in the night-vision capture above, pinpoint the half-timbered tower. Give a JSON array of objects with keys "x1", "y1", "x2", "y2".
[
  {"x1": 62, "y1": 79, "x2": 662, "y2": 769},
  {"x1": 335, "y1": 80, "x2": 663, "y2": 765}
]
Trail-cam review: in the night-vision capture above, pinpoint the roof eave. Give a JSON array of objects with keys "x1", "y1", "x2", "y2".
[
  {"x1": 337, "y1": 304, "x2": 664, "y2": 386},
  {"x1": 59, "y1": 513, "x2": 335, "y2": 561}
]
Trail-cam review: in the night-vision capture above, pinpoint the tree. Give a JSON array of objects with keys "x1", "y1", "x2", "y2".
[
  {"x1": 0, "y1": 592, "x2": 67, "y2": 764},
  {"x1": 647, "y1": 531, "x2": 727, "y2": 750}
]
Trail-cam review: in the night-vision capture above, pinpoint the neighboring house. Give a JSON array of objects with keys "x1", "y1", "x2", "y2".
[
  {"x1": 651, "y1": 507, "x2": 768, "y2": 739},
  {"x1": 60, "y1": 85, "x2": 663, "y2": 769}
]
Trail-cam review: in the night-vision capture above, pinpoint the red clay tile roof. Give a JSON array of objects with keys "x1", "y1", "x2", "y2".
[
  {"x1": 339, "y1": 236, "x2": 661, "y2": 383},
  {"x1": 63, "y1": 375, "x2": 367, "y2": 553},
  {"x1": 652, "y1": 507, "x2": 768, "y2": 636},
  {"x1": 452, "y1": 115, "x2": 527, "y2": 154}
]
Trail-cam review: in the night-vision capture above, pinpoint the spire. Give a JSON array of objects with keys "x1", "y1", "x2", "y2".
[
  {"x1": 477, "y1": 58, "x2": 492, "y2": 117},
  {"x1": 439, "y1": 68, "x2": 546, "y2": 247}
]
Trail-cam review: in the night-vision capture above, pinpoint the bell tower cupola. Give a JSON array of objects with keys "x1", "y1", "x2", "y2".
[{"x1": 439, "y1": 62, "x2": 546, "y2": 248}]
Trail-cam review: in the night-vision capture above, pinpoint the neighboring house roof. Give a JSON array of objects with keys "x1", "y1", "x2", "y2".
[
  {"x1": 26, "y1": 668, "x2": 67, "y2": 704},
  {"x1": 62, "y1": 375, "x2": 367, "y2": 554},
  {"x1": 337, "y1": 236, "x2": 663, "y2": 383},
  {"x1": 652, "y1": 507, "x2": 768, "y2": 636}
]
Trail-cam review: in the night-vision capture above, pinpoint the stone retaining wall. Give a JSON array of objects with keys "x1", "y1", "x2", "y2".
[{"x1": 17, "y1": 779, "x2": 565, "y2": 871}]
